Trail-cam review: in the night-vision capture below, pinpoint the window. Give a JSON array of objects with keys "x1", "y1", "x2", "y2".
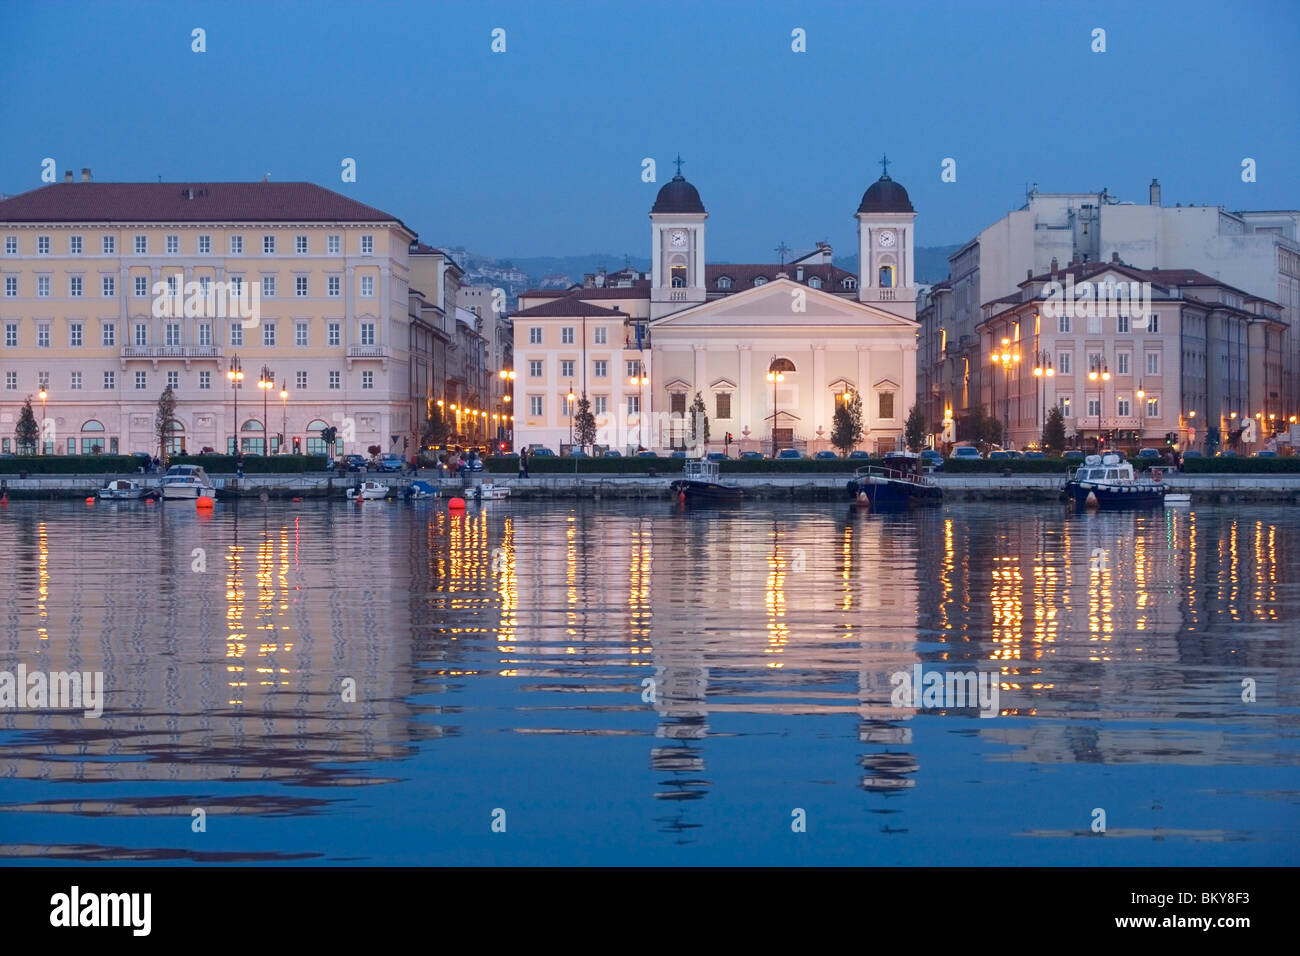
[
  {"x1": 134, "y1": 275, "x2": 148, "y2": 297},
  {"x1": 4, "y1": 236, "x2": 16, "y2": 254},
  {"x1": 1146, "y1": 352, "x2": 1160, "y2": 375},
  {"x1": 627, "y1": 395, "x2": 640, "y2": 414},
  {"x1": 529, "y1": 360, "x2": 543, "y2": 377},
  {"x1": 263, "y1": 322, "x2": 276, "y2": 346},
  {"x1": 166, "y1": 370, "x2": 179, "y2": 390},
  {"x1": 529, "y1": 396, "x2": 543, "y2": 416},
  {"x1": 295, "y1": 235, "x2": 308, "y2": 255},
  {"x1": 166, "y1": 274, "x2": 179, "y2": 295},
  {"x1": 1060, "y1": 396, "x2": 1072, "y2": 417},
  {"x1": 1147, "y1": 312, "x2": 1159, "y2": 333},
  {"x1": 1058, "y1": 314, "x2": 1071, "y2": 333},
  {"x1": 37, "y1": 323, "x2": 50, "y2": 347},
  {"x1": 1057, "y1": 352, "x2": 1071, "y2": 375},
  {"x1": 809, "y1": 276, "x2": 822, "y2": 289},
  {"x1": 296, "y1": 371, "x2": 307, "y2": 389},
  {"x1": 262, "y1": 275, "x2": 276, "y2": 297},
  {"x1": 38, "y1": 236, "x2": 50, "y2": 255},
  {"x1": 295, "y1": 322, "x2": 308, "y2": 346},
  {"x1": 198, "y1": 323, "x2": 211, "y2": 346},
  {"x1": 166, "y1": 323, "x2": 181, "y2": 346},
  {"x1": 327, "y1": 322, "x2": 340, "y2": 346},
  {"x1": 199, "y1": 371, "x2": 211, "y2": 389},
  {"x1": 329, "y1": 371, "x2": 340, "y2": 389},
  {"x1": 753, "y1": 277, "x2": 767, "y2": 286},
  {"x1": 327, "y1": 235, "x2": 341, "y2": 255},
  {"x1": 593, "y1": 326, "x2": 607, "y2": 344},
  {"x1": 360, "y1": 235, "x2": 374, "y2": 255},
  {"x1": 134, "y1": 235, "x2": 147, "y2": 255},
  {"x1": 70, "y1": 371, "x2": 82, "y2": 390},
  {"x1": 561, "y1": 327, "x2": 574, "y2": 344},
  {"x1": 4, "y1": 371, "x2": 15, "y2": 389},
  {"x1": 295, "y1": 275, "x2": 308, "y2": 297},
  {"x1": 842, "y1": 277, "x2": 857, "y2": 290},
  {"x1": 101, "y1": 275, "x2": 114, "y2": 297},
  {"x1": 230, "y1": 235, "x2": 244, "y2": 255},
  {"x1": 529, "y1": 327, "x2": 543, "y2": 345},
  {"x1": 263, "y1": 235, "x2": 276, "y2": 254},
  {"x1": 37, "y1": 371, "x2": 48, "y2": 389},
  {"x1": 360, "y1": 275, "x2": 374, "y2": 297},
  {"x1": 1146, "y1": 396, "x2": 1159, "y2": 418},
  {"x1": 230, "y1": 324, "x2": 243, "y2": 347},
  {"x1": 134, "y1": 323, "x2": 148, "y2": 346},
  {"x1": 101, "y1": 235, "x2": 115, "y2": 255},
  {"x1": 3, "y1": 323, "x2": 14, "y2": 347},
  {"x1": 1117, "y1": 313, "x2": 1129, "y2": 334},
  {"x1": 1117, "y1": 352, "x2": 1130, "y2": 375},
  {"x1": 593, "y1": 360, "x2": 607, "y2": 377},
  {"x1": 1087, "y1": 397, "x2": 1101, "y2": 417},
  {"x1": 69, "y1": 235, "x2": 82, "y2": 255},
  {"x1": 1117, "y1": 397, "x2": 1130, "y2": 416},
  {"x1": 198, "y1": 235, "x2": 211, "y2": 254},
  {"x1": 716, "y1": 392, "x2": 731, "y2": 418},
  {"x1": 879, "y1": 265, "x2": 894, "y2": 288},
  {"x1": 327, "y1": 276, "x2": 340, "y2": 297},
  {"x1": 878, "y1": 392, "x2": 895, "y2": 419},
  {"x1": 103, "y1": 371, "x2": 115, "y2": 390},
  {"x1": 135, "y1": 371, "x2": 147, "y2": 390},
  {"x1": 717, "y1": 276, "x2": 732, "y2": 290},
  {"x1": 360, "y1": 322, "x2": 375, "y2": 346},
  {"x1": 69, "y1": 322, "x2": 83, "y2": 347},
  {"x1": 626, "y1": 360, "x2": 642, "y2": 378},
  {"x1": 166, "y1": 235, "x2": 179, "y2": 255},
  {"x1": 3, "y1": 277, "x2": 15, "y2": 297},
  {"x1": 37, "y1": 276, "x2": 50, "y2": 297},
  {"x1": 594, "y1": 395, "x2": 607, "y2": 415},
  {"x1": 670, "y1": 392, "x2": 686, "y2": 415},
  {"x1": 230, "y1": 276, "x2": 244, "y2": 297},
  {"x1": 69, "y1": 276, "x2": 83, "y2": 297},
  {"x1": 556, "y1": 360, "x2": 572, "y2": 377},
  {"x1": 361, "y1": 371, "x2": 373, "y2": 390},
  {"x1": 101, "y1": 322, "x2": 115, "y2": 346}
]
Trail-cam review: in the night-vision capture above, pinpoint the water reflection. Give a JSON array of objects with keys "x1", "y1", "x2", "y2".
[{"x1": 0, "y1": 498, "x2": 1294, "y2": 862}]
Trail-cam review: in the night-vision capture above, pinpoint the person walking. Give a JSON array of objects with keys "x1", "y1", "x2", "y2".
[{"x1": 518, "y1": 448, "x2": 529, "y2": 479}]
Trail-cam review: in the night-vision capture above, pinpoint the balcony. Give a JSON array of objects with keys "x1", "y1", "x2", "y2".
[
  {"x1": 878, "y1": 289, "x2": 895, "y2": 301},
  {"x1": 346, "y1": 344, "x2": 390, "y2": 370},
  {"x1": 119, "y1": 345, "x2": 222, "y2": 369}
]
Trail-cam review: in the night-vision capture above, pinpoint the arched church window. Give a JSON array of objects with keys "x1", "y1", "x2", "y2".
[
  {"x1": 671, "y1": 275, "x2": 686, "y2": 289},
  {"x1": 753, "y1": 276, "x2": 767, "y2": 287},
  {"x1": 879, "y1": 265, "x2": 894, "y2": 288},
  {"x1": 717, "y1": 276, "x2": 732, "y2": 290},
  {"x1": 808, "y1": 276, "x2": 822, "y2": 289},
  {"x1": 842, "y1": 278, "x2": 857, "y2": 290}
]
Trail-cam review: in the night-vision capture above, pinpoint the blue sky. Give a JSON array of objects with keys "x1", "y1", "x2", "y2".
[{"x1": 1, "y1": 0, "x2": 1296, "y2": 263}]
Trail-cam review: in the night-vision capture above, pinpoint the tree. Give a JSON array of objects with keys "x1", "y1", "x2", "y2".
[
  {"x1": 959, "y1": 403, "x2": 1001, "y2": 448},
  {"x1": 421, "y1": 405, "x2": 450, "y2": 447},
  {"x1": 687, "y1": 391, "x2": 709, "y2": 451},
  {"x1": 1042, "y1": 406, "x2": 1066, "y2": 454},
  {"x1": 831, "y1": 390, "x2": 863, "y2": 455},
  {"x1": 1206, "y1": 424, "x2": 1221, "y2": 455},
  {"x1": 904, "y1": 403, "x2": 927, "y2": 452},
  {"x1": 14, "y1": 397, "x2": 38, "y2": 455},
  {"x1": 574, "y1": 395, "x2": 596, "y2": 452},
  {"x1": 154, "y1": 385, "x2": 177, "y2": 463}
]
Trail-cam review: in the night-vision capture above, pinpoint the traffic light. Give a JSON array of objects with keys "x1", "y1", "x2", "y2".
[
  {"x1": 499, "y1": 442, "x2": 506, "y2": 452},
  {"x1": 293, "y1": 436, "x2": 301, "y2": 454},
  {"x1": 403, "y1": 436, "x2": 409, "y2": 451},
  {"x1": 1165, "y1": 432, "x2": 1175, "y2": 446}
]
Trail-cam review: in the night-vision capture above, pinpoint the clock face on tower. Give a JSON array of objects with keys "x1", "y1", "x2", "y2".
[
  {"x1": 669, "y1": 230, "x2": 688, "y2": 248},
  {"x1": 878, "y1": 230, "x2": 896, "y2": 248}
]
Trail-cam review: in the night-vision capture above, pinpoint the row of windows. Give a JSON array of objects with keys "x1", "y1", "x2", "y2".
[
  {"x1": 712, "y1": 275, "x2": 856, "y2": 291},
  {"x1": 4, "y1": 233, "x2": 373, "y2": 257},
  {"x1": 3, "y1": 273, "x2": 368, "y2": 298},
  {"x1": 1038, "y1": 351, "x2": 1163, "y2": 376},
  {"x1": 1054, "y1": 395, "x2": 1161, "y2": 417},
  {"x1": 7, "y1": 369, "x2": 370, "y2": 391},
  {"x1": 527, "y1": 390, "x2": 898, "y2": 420},
  {"x1": 526, "y1": 326, "x2": 611, "y2": 345},
  {"x1": 3, "y1": 320, "x2": 372, "y2": 348},
  {"x1": 1054, "y1": 312, "x2": 1160, "y2": 333}
]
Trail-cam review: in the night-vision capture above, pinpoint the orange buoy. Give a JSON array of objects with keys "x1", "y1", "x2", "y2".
[
  {"x1": 86, "y1": 497, "x2": 95, "y2": 505},
  {"x1": 196, "y1": 496, "x2": 214, "y2": 509},
  {"x1": 448, "y1": 497, "x2": 466, "y2": 510}
]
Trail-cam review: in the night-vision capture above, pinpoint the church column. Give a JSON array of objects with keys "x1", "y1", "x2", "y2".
[
  {"x1": 903, "y1": 343, "x2": 917, "y2": 429},
  {"x1": 812, "y1": 345, "x2": 826, "y2": 435},
  {"x1": 858, "y1": 345, "x2": 872, "y2": 438},
  {"x1": 738, "y1": 345, "x2": 752, "y2": 441},
  {"x1": 693, "y1": 343, "x2": 706, "y2": 401}
]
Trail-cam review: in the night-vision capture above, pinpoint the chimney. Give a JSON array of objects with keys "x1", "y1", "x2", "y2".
[
  {"x1": 583, "y1": 273, "x2": 595, "y2": 289},
  {"x1": 1111, "y1": 251, "x2": 1120, "y2": 263},
  {"x1": 796, "y1": 265, "x2": 804, "y2": 281},
  {"x1": 64, "y1": 170, "x2": 73, "y2": 183},
  {"x1": 80, "y1": 168, "x2": 91, "y2": 182},
  {"x1": 1149, "y1": 178, "x2": 1161, "y2": 206},
  {"x1": 1050, "y1": 257, "x2": 1058, "y2": 275},
  {"x1": 1027, "y1": 268, "x2": 1034, "y2": 280}
]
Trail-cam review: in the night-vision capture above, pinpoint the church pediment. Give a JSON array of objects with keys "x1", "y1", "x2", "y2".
[
  {"x1": 874, "y1": 378, "x2": 900, "y2": 390},
  {"x1": 649, "y1": 278, "x2": 916, "y2": 329},
  {"x1": 710, "y1": 377, "x2": 737, "y2": 390}
]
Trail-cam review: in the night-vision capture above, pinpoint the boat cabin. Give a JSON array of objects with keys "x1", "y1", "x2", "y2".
[{"x1": 1074, "y1": 453, "x2": 1135, "y2": 483}]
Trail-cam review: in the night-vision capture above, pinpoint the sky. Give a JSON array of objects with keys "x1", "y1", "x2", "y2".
[{"x1": 1, "y1": 0, "x2": 1297, "y2": 265}]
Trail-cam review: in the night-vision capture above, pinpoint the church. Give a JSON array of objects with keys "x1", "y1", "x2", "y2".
[{"x1": 511, "y1": 160, "x2": 919, "y2": 455}]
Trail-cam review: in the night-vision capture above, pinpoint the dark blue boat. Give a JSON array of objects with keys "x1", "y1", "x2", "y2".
[
  {"x1": 670, "y1": 459, "x2": 744, "y2": 504},
  {"x1": 1061, "y1": 453, "x2": 1166, "y2": 509},
  {"x1": 845, "y1": 453, "x2": 942, "y2": 509}
]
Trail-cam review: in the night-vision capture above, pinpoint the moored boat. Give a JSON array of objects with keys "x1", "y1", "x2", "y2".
[
  {"x1": 98, "y1": 478, "x2": 147, "y2": 501},
  {"x1": 669, "y1": 458, "x2": 744, "y2": 504},
  {"x1": 347, "y1": 480, "x2": 391, "y2": 501},
  {"x1": 159, "y1": 465, "x2": 217, "y2": 501},
  {"x1": 472, "y1": 483, "x2": 510, "y2": 501},
  {"x1": 845, "y1": 452, "x2": 942, "y2": 509},
  {"x1": 1061, "y1": 453, "x2": 1166, "y2": 509},
  {"x1": 405, "y1": 479, "x2": 439, "y2": 500}
]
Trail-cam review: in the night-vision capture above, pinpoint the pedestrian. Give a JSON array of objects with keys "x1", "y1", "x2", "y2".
[
  {"x1": 235, "y1": 453, "x2": 245, "y2": 479},
  {"x1": 518, "y1": 448, "x2": 529, "y2": 479}
]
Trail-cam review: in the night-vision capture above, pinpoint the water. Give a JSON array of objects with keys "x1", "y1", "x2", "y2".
[{"x1": 1, "y1": 498, "x2": 1296, "y2": 865}]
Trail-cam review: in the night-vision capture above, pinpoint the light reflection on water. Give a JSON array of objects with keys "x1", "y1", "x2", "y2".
[{"x1": 0, "y1": 499, "x2": 1296, "y2": 864}]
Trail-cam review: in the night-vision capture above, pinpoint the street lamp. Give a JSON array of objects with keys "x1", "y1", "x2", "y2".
[
  {"x1": 567, "y1": 384, "x2": 576, "y2": 446},
  {"x1": 1032, "y1": 350, "x2": 1055, "y2": 445},
  {"x1": 226, "y1": 356, "x2": 243, "y2": 454},
  {"x1": 258, "y1": 366, "x2": 275, "y2": 454},
  {"x1": 630, "y1": 372, "x2": 649, "y2": 449},
  {"x1": 990, "y1": 337, "x2": 1020, "y2": 447},
  {"x1": 280, "y1": 382, "x2": 288, "y2": 453},
  {"x1": 38, "y1": 387, "x2": 47, "y2": 454},
  {"x1": 1136, "y1": 385, "x2": 1145, "y2": 449},
  {"x1": 767, "y1": 363, "x2": 786, "y2": 458},
  {"x1": 1088, "y1": 357, "x2": 1110, "y2": 452}
]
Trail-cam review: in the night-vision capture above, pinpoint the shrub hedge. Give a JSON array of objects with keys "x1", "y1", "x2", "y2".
[
  {"x1": 0, "y1": 454, "x2": 329, "y2": 475},
  {"x1": 485, "y1": 455, "x2": 878, "y2": 474},
  {"x1": 168, "y1": 454, "x2": 329, "y2": 474},
  {"x1": 1180, "y1": 455, "x2": 1300, "y2": 473}
]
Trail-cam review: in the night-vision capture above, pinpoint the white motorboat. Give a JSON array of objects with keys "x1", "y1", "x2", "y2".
[
  {"x1": 159, "y1": 465, "x2": 217, "y2": 501},
  {"x1": 98, "y1": 478, "x2": 147, "y2": 501},
  {"x1": 347, "y1": 480, "x2": 391, "y2": 501},
  {"x1": 1164, "y1": 493, "x2": 1191, "y2": 506},
  {"x1": 472, "y1": 483, "x2": 510, "y2": 501}
]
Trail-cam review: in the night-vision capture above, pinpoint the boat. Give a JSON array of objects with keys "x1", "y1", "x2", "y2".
[
  {"x1": 98, "y1": 478, "x2": 148, "y2": 501},
  {"x1": 1164, "y1": 493, "x2": 1191, "y2": 506},
  {"x1": 472, "y1": 483, "x2": 510, "y2": 501},
  {"x1": 159, "y1": 464, "x2": 217, "y2": 501},
  {"x1": 669, "y1": 458, "x2": 744, "y2": 504},
  {"x1": 405, "y1": 479, "x2": 440, "y2": 500},
  {"x1": 346, "y1": 480, "x2": 391, "y2": 501},
  {"x1": 845, "y1": 452, "x2": 942, "y2": 509},
  {"x1": 1061, "y1": 453, "x2": 1166, "y2": 509}
]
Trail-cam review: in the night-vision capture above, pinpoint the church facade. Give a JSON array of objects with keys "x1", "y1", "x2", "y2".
[{"x1": 511, "y1": 162, "x2": 920, "y2": 455}]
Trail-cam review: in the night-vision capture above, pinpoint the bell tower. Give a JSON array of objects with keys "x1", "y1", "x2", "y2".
[
  {"x1": 855, "y1": 155, "x2": 916, "y2": 322},
  {"x1": 650, "y1": 155, "x2": 708, "y2": 320}
]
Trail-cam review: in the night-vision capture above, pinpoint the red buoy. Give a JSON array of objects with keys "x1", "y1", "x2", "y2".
[
  {"x1": 448, "y1": 497, "x2": 466, "y2": 510},
  {"x1": 196, "y1": 496, "x2": 214, "y2": 509},
  {"x1": 85, "y1": 497, "x2": 95, "y2": 505}
]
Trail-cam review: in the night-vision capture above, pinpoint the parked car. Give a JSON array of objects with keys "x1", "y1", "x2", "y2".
[
  {"x1": 567, "y1": 450, "x2": 589, "y2": 458},
  {"x1": 529, "y1": 447, "x2": 556, "y2": 457},
  {"x1": 950, "y1": 446, "x2": 982, "y2": 460},
  {"x1": 706, "y1": 452, "x2": 728, "y2": 462},
  {"x1": 1024, "y1": 451, "x2": 1046, "y2": 459},
  {"x1": 1215, "y1": 449, "x2": 1238, "y2": 457},
  {"x1": 1062, "y1": 450, "x2": 1086, "y2": 461},
  {"x1": 1137, "y1": 448, "x2": 1162, "y2": 460},
  {"x1": 1005, "y1": 450, "x2": 1024, "y2": 459},
  {"x1": 465, "y1": 456, "x2": 484, "y2": 472},
  {"x1": 669, "y1": 450, "x2": 686, "y2": 459},
  {"x1": 603, "y1": 450, "x2": 622, "y2": 458},
  {"x1": 847, "y1": 450, "x2": 871, "y2": 460},
  {"x1": 739, "y1": 450, "x2": 763, "y2": 460},
  {"x1": 1181, "y1": 449, "x2": 1203, "y2": 458},
  {"x1": 776, "y1": 449, "x2": 802, "y2": 460},
  {"x1": 988, "y1": 451, "x2": 1011, "y2": 460},
  {"x1": 813, "y1": 450, "x2": 839, "y2": 460},
  {"x1": 1253, "y1": 450, "x2": 1278, "y2": 457},
  {"x1": 376, "y1": 453, "x2": 404, "y2": 472},
  {"x1": 635, "y1": 450, "x2": 658, "y2": 458},
  {"x1": 919, "y1": 449, "x2": 943, "y2": 470},
  {"x1": 337, "y1": 454, "x2": 366, "y2": 472}
]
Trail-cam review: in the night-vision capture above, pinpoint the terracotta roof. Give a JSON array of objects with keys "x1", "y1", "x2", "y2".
[
  {"x1": 511, "y1": 296, "x2": 627, "y2": 318},
  {"x1": 705, "y1": 262, "x2": 857, "y2": 288},
  {"x1": 519, "y1": 282, "x2": 651, "y2": 299},
  {"x1": 0, "y1": 181, "x2": 409, "y2": 227}
]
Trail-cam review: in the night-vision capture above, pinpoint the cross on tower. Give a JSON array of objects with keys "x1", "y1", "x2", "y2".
[
  {"x1": 879, "y1": 154, "x2": 890, "y2": 178},
  {"x1": 775, "y1": 241, "x2": 791, "y2": 266},
  {"x1": 673, "y1": 154, "x2": 684, "y2": 176}
]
